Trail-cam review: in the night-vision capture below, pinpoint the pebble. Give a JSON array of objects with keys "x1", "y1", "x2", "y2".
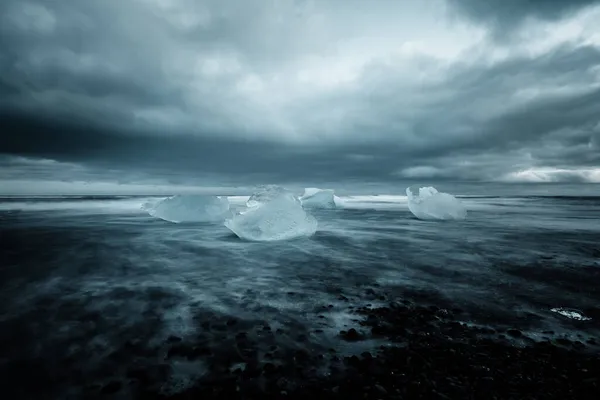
[
  {"x1": 166, "y1": 335, "x2": 182, "y2": 343},
  {"x1": 100, "y1": 381, "x2": 122, "y2": 395},
  {"x1": 506, "y1": 329, "x2": 523, "y2": 338}
]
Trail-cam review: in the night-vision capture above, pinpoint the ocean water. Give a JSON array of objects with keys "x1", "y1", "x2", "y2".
[{"x1": 1, "y1": 183, "x2": 599, "y2": 396}]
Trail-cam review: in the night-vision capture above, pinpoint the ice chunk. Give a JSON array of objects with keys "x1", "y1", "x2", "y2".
[
  {"x1": 141, "y1": 198, "x2": 160, "y2": 211},
  {"x1": 406, "y1": 186, "x2": 467, "y2": 220},
  {"x1": 299, "y1": 187, "x2": 338, "y2": 209},
  {"x1": 145, "y1": 195, "x2": 230, "y2": 223},
  {"x1": 225, "y1": 192, "x2": 317, "y2": 241},
  {"x1": 550, "y1": 308, "x2": 591, "y2": 321},
  {"x1": 246, "y1": 185, "x2": 298, "y2": 208}
]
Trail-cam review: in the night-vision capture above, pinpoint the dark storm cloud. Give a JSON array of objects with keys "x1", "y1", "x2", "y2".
[
  {"x1": 1, "y1": 0, "x2": 599, "y2": 185},
  {"x1": 2, "y1": 41, "x2": 599, "y2": 183},
  {"x1": 0, "y1": 154, "x2": 86, "y2": 181},
  {"x1": 0, "y1": 0, "x2": 225, "y2": 133},
  {"x1": 335, "y1": 43, "x2": 600, "y2": 180},
  {"x1": 447, "y1": 0, "x2": 600, "y2": 36},
  {"x1": 0, "y1": 109, "x2": 404, "y2": 184}
]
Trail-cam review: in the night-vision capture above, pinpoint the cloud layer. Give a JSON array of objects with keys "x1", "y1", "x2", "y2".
[{"x1": 1, "y1": 0, "x2": 599, "y2": 188}]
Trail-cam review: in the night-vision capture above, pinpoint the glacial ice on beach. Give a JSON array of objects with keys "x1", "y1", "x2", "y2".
[
  {"x1": 225, "y1": 192, "x2": 317, "y2": 241},
  {"x1": 141, "y1": 198, "x2": 159, "y2": 211},
  {"x1": 550, "y1": 308, "x2": 591, "y2": 321},
  {"x1": 246, "y1": 185, "x2": 299, "y2": 208},
  {"x1": 144, "y1": 195, "x2": 230, "y2": 223},
  {"x1": 406, "y1": 186, "x2": 467, "y2": 220},
  {"x1": 299, "y1": 188, "x2": 338, "y2": 209}
]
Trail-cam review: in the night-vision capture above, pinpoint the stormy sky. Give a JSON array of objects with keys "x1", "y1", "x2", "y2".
[{"x1": 1, "y1": 0, "x2": 600, "y2": 192}]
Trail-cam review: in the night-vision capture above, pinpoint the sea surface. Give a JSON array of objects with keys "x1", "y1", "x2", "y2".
[{"x1": 1, "y1": 183, "x2": 599, "y2": 397}]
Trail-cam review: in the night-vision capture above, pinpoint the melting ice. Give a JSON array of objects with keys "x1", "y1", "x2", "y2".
[
  {"x1": 225, "y1": 190, "x2": 317, "y2": 241},
  {"x1": 246, "y1": 185, "x2": 298, "y2": 208},
  {"x1": 406, "y1": 186, "x2": 467, "y2": 220},
  {"x1": 550, "y1": 308, "x2": 592, "y2": 321},
  {"x1": 144, "y1": 195, "x2": 230, "y2": 223},
  {"x1": 299, "y1": 188, "x2": 338, "y2": 209}
]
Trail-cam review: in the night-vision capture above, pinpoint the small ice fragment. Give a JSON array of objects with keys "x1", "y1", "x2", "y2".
[
  {"x1": 299, "y1": 187, "x2": 338, "y2": 209},
  {"x1": 406, "y1": 186, "x2": 467, "y2": 220},
  {"x1": 550, "y1": 308, "x2": 591, "y2": 321}
]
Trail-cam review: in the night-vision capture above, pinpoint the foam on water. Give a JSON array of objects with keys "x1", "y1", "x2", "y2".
[
  {"x1": 0, "y1": 198, "x2": 150, "y2": 213},
  {"x1": 145, "y1": 195, "x2": 230, "y2": 223},
  {"x1": 333, "y1": 195, "x2": 408, "y2": 210},
  {"x1": 0, "y1": 193, "x2": 432, "y2": 214},
  {"x1": 229, "y1": 194, "x2": 408, "y2": 211}
]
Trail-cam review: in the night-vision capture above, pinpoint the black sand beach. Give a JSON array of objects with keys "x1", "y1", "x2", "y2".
[{"x1": 1, "y1": 194, "x2": 599, "y2": 399}]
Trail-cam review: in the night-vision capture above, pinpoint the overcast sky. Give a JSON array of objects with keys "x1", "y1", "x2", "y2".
[{"x1": 1, "y1": 0, "x2": 600, "y2": 193}]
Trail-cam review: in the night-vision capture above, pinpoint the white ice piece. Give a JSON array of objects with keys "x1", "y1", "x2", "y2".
[
  {"x1": 406, "y1": 186, "x2": 467, "y2": 220},
  {"x1": 225, "y1": 192, "x2": 317, "y2": 241},
  {"x1": 145, "y1": 195, "x2": 230, "y2": 223},
  {"x1": 299, "y1": 188, "x2": 338, "y2": 209},
  {"x1": 550, "y1": 308, "x2": 591, "y2": 321},
  {"x1": 141, "y1": 198, "x2": 160, "y2": 211},
  {"x1": 246, "y1": 185, "x2": 299, "y2": 208}
]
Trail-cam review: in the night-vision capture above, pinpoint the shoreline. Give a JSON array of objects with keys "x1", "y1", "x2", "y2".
[{"x1": 111, "y1": 294, "x2": 599, "y2": 399}]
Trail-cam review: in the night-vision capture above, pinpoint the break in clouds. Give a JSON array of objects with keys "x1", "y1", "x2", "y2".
[{"x1": 1, "y1": 0, "x2": 600, "y2": 191}]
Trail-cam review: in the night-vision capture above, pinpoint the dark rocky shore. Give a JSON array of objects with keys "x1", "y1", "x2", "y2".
[
  {"x1": 3, "y1": 286, "x2": 599, "y2": 400},
  {"x1": 152, "y1": 320, "x2": 596, "y2": 399},
  {"x1": 128, "y1": 301, "x2": 598, "y2": 399}
]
